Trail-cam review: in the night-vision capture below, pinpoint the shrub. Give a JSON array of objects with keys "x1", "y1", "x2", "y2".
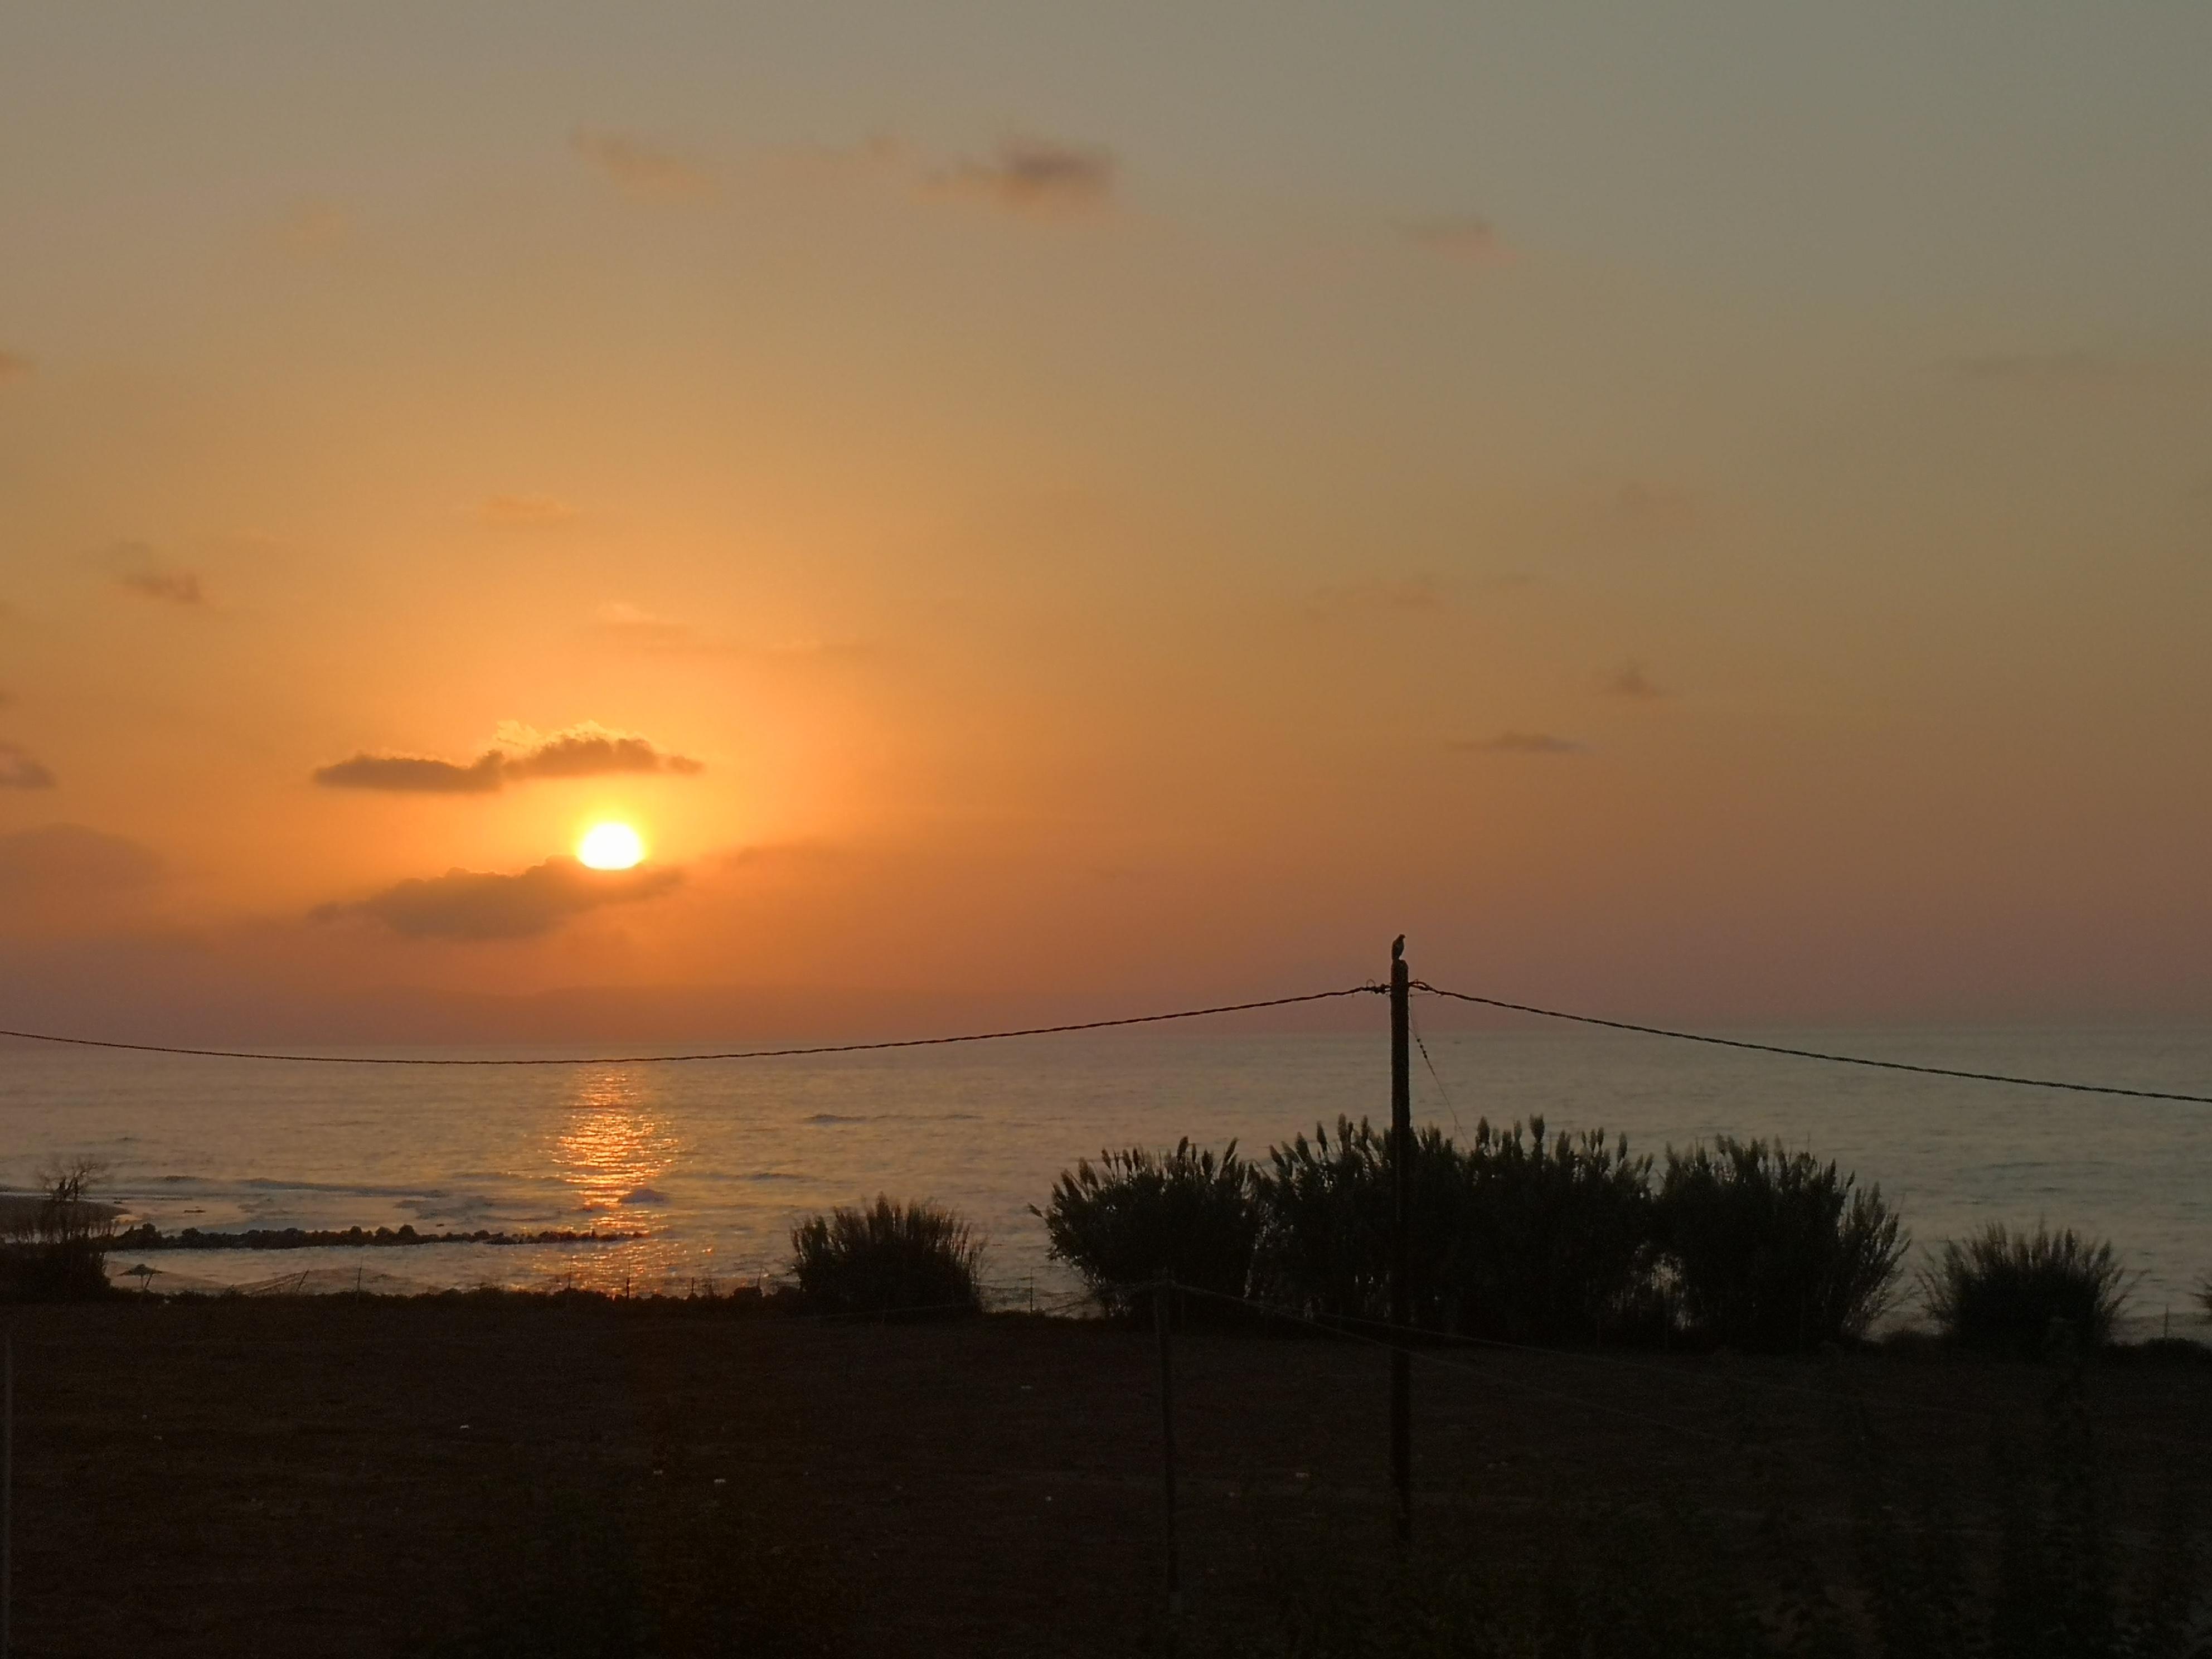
[
  {"x1": 1250, "y1": 1116, "x2": 1660, "y2": 1342},
  {"x1": 1657, "y1": 1138, "x2": 1906, "y2": 1351},
  {"x1": 0, "y1": 1158, "x2": 118, "y2": 1302},
  {"x1": 787, "y1": 1196, "x2": 982, "y2": 1316},
  {"x1": 1450, "y1": 1117, "x2": 1658, "y2": 1344},
  {"x1": 1033, "y1": 1139, "x2": 1258, "y2": 1316},
  {"x1": 1249, "y1": 1117, "x2": 1472, "y2": 1327},
  {"x1": 1924, "y1": 1224, "x2": 2132, "y2": 1356}
]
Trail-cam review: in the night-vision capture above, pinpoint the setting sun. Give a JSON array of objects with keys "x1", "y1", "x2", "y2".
[{"x1": 576, "y1": 822, "x2": 645, "y2": 870}]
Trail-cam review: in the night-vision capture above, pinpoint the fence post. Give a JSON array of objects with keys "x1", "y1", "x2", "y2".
[
  {"x1": 4, "y1": 1325, "x2": 13, "y2": 1659},
  {"x1": 1390, "y1": 936, "x2": 1412, "y2": 1546},
  {"x1": 1155, "y1": 1279, "x2": 1182, "y2": 1615}
]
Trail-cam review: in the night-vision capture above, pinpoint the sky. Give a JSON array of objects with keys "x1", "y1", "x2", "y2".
[{"x1": 2, "y1": 2, "x2": 2209, "y2": 1042}]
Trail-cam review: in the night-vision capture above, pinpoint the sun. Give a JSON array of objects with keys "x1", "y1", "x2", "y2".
[{"x1": 576, "y1": 822, "x2": 646, "y2": 870}]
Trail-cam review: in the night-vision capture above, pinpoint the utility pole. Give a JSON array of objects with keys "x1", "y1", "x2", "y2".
[
  {"x1": 1389, "y1": 935, "x2": 1411, "y2": 1546},
  {"x1": 1154, "y1": 1280, "x2": 1182, "y2": 1614}
]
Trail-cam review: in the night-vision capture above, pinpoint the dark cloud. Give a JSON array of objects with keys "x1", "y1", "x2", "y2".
[
  {"x1": 311, "y1": 723, "x2": 702, "y2": 793},
  {"x1": 317, "y1": 857, "x2": 681, "y2": 942},
  {"x1": 938, "y1": 137, "x2": 1115, "y2": 214},
  {"x1": 100, "y1": 542, "x2": 206, "y2": 605},
  {"x1": 571, "y1": 127, "x2": 714, "y2": 199},
  {"x1": 1403, "y1": 216, "x2": 1509, "y2": 264},
  {"x1": 0, "y1": 824, "x2": 161, "y2": 895},
  {"x1": 312, "y1": 753, "x2": 505, "y2": 793},
  {"x1": 1303, "y1": 575, "x2": 1447, "y2": 619},
  {"x1": 1610, "y1": 482, "x2": 1700, "y2": 535},
  {"x1": 470, "y1": 494, "x2": 579, "y2": 527},
  {"x1": 1603, "y1": 662, "x2": 1667, "y2": 700},
  {"x1": 0, "y1": 741, "x2": 56, "y2": 789},
  {"x1": 1454, "y1": 731, "x2": 1587, "y2": 756},
  {"x1": 0, "y1": 351, "x2": 30, "y2": 384}
]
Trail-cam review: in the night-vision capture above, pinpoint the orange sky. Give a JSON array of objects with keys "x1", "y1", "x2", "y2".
[{"x1": 3, "y1": 5, "x2": 2209, "y2": 1040}]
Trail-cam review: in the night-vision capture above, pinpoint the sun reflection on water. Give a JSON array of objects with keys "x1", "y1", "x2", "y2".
[{"x1": 554, "y1": 1071, "x2": 681, "y2": 1212}]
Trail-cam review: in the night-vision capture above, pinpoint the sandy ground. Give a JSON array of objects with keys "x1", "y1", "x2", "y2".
[{"x1": 2, "y1": 1297, "x2": 2206, "y2": 1656}]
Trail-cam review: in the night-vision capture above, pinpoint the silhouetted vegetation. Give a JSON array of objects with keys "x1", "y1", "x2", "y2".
[
  {"x1": 110, "y1": 1223, "x2": 646, "y2": 1250},
  {"x1": 1034, "y1": 1138, "x2": 1258, "y2": 1316},
  {"x1": 788, "y1": 1195, "x2": 983, "y2": 1316},
  {"x1": 1925, "y1": 1223, "x2": 2133, "y2": 1357},
  {"x1": 0, "y1": 1158, "x2": 118, "y2": 1301},
  {"x1": 1245, "y1": 1115, "x2": 1657, "y2": 1343},
  {"x1": 1657, "y1": 1137, "x2": 1907, "y2": 1351}
]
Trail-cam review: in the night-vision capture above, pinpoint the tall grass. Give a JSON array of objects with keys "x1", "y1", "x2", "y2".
[
  {"x1": 1657, "y1": 1138, "x2": 1906, "y2": 1351},
  {"x1": 1923, "y1": 1224, "x2": 2132, "y2": 1356},
  {"x1": 787, "y1": 1196, "x2": 983, "y2": 1316},
  {"x1": 1033, "y1": 1139, "x2": 1257, "y2": 1315},
  {"x1": 0, "y1": 1158, "x2": 118, "y2": 1301}
]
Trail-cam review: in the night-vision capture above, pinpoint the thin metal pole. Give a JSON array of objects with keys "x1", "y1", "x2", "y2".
[
  {"x1": 1389, "y1": 938, "x2": 1412, "y2": 1546},
  {"x1": 1155, "y1": 1280, "x2": 1182, "y2": 1614}
]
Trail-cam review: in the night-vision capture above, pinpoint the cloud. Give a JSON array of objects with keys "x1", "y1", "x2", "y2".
[
  {"x1": 99, "y1": 542, "x2": 206, "y2": 605},
  {"x1": 0, "y1": 351, "x2": 30, "y2": 384},
  {"x1": 1404, "y1": 216, "x2": 1510, "y2": 264},
  {"x1": 934, "y1": 136, "x2": 1115, "y2": 215},
  {"x1": 312, "y1": 722, "x2": 702, "y2": 793},
  {"x1": 1303, "y1": 574, "x2": 1448, "y2": 619},
  {"x1": 1453, "y1": 731, "x2": 1587, "y2": 755},
  {"x1": 1609, "y1": 482, "x2": 1701, "y2": 536},
  {"x1": 0, "y1": 824, "x2": 161, "y2": 895},
  {"x1": 571, "y1": 127, "x2": 714, "y2": 199},
  {"x1": 1603, "y1": 662, "x2": 1667, "y2": 700},
  {"x1": 312, "y1": 753, "x2": 505, "y2": 793},
  {"x1": 0, "y1": 741, "x2": 56, "y2": 789},
  {"x1": 470, "y1": 494, "x2": 580, "y2": 528},
  {"x1": 273, "y1": 200, "x2": 352, "y2": 256},
  {"x1": 317, "y1": 857, "x2": 682, "y2": 942}
]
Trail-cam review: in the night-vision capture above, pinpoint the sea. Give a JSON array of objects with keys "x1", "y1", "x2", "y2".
[{"x1": 3, "y1": 1022, "x2": 2208, "y2": 1337}]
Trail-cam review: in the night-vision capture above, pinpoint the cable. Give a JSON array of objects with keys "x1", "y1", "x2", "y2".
[
  {"x1": 1413, "y1": 983, "x2": 2212, "y2": 1104},
  {"x1": 1408, "y1": 1003, "x2": 1466, "y2": 1140},
  {"x1": 0, "y1": 984, "x2": 1384, "y2": 1068}
]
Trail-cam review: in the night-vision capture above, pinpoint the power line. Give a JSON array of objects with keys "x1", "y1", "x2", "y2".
[
  {"x1": 1413, "y1": 983, "x2": 2212, "y2": 1105},
  {"x1": 0, "y1": 985, "x2": 1384, "y2": 1068}
]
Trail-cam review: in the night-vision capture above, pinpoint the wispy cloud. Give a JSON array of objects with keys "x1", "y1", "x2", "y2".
[
  {"x1": 316, "y1": 857, "x2": 682, "y2": 942},
  {"x1": 0, "y1": 351, "x2": 31, "y2": 384},
  {"x1": 312, "y1": 722, "x2": 703, "y2": 794},
  {"x1": 0, "y1": 741, "x2": 56, "y2": 789},
  {"x1": 1453, "y1": 731, "x2": 1587, "y2": 756},
  {"x1": 1303, "y1": 574, "x2": 1448, "y2": 619},
  {"x1": 99, "y1": 542, "x2": 207, "y2": 605},
  {"x1": 273, "y1": 200, "x2": 352, "y2": 256},
  {"x1": 1609, "y1": 482, "x2": 1701, "y2": 536},
  {"x1": 470, "y1": 494, "x2": 580, "y2": 528},
  {"x1": 0, "y1": 824, "x2": 160, "y2": 892},
  {"x1": 933, "y1": 136, "x2": 1115, "y2": 216},
  {"x1": 1403, "y1": 216, "x2": 1510, "y2": 264},
  {"x1": 571, "y1": 127, "x2": 715, "y2": 200},
  {"x1": 1603, "y1": 662, "x2": 1667, "y2": 700}
]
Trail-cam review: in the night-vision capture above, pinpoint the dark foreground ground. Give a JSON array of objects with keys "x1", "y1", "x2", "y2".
[{"x1": 7, "y1": 1297, "x2": 2209, "y2": 1656}]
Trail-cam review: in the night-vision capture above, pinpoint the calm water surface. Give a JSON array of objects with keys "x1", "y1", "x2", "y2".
[{"x1": 3, "y1": 1023, "x2": 2207, "y2": 1333}]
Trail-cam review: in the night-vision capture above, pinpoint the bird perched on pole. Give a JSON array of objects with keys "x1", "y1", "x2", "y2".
[{"x1": 1391, "y1": 934, "x2": 1405, "y2": 961}]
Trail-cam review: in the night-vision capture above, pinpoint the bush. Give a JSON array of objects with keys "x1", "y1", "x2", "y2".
[
  {"x1": 1249, "y1": 1117, "x2": 1471, "y2": 1327},
  {"x1": 1249, "y1": 1116, "x2": 1659, "y2": 1342},
  {"x1": 1924, "y1": 1224, "x2": 2132, "y2": 1356},
  {"x1": 787, "y1": 1196, "x2": 983, "y2": 1316},
  {"x1": 0, "y1": 1159, "x2": 118, "y2": 1302},
  {"x1": 1451, "y1": 1117, "x2": 1657, "y2": 1344},
  {"x1": 1033, "y1": 1139, "x2": 1258, "y2": 1316},
  {"x1": 1657, "y1": 1138, "x2": 1905, "y2": 1351}
]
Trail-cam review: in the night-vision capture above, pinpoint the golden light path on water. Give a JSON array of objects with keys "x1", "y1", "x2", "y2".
[{"x1": 555, "y1": 1072, "x2": 681, "y2": 1214}]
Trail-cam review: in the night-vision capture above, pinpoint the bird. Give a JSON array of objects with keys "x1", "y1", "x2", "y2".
[{"x1": 1391, "y1": 934, "x2": 1405, "y2": 961}]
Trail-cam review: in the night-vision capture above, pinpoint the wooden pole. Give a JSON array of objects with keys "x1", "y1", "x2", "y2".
[
  {"x1": 1155, "y1": 1280, "x2": 1182, "y2": 1614},
  {"x1": 4, "y1": 1326, "x2": 13, "y2": 1659},
  {"x1": 1390, "y1": 937, "x2": 1412, "y2": 1545}
]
